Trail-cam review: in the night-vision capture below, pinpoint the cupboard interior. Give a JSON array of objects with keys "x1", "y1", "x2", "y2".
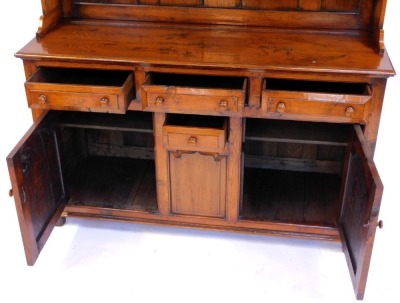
[
  {"x1": 241, "y1": 118, "x2": 353, "y2": 227},
  {"x1": 59, "y1": 111, "x2": 157, "y2": 212}
]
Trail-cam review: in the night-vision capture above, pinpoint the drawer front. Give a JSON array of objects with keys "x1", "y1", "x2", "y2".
[
  {"x1": 163, "y1": 125, "x2": 227, "y2": 153},
  {"x1": 25, "y1": 68, "x2": 134, "y2": 114},
  {"x1": 141, "y1": 73, "x2": 246, "y2": 115},
  {"x1": 144, "y1": 91, "x2": 242, "y2": 114},
  {"x1": 262, "y1": 91, "x2": 371, "y2": 122},
  {"x1": 28, "y1": 90, "x2": 122, "y2": 113},
  {"x1": 261, "y1": 79, "x2": 372, "y2": 123}
]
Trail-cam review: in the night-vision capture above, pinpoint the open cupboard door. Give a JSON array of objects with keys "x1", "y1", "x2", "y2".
[
  {"x1": 7, "y1": 112, "x2": 67, "y2": 266},
  {"x1": 340, "y1": 125, "x2": 383, "y2": 300}
]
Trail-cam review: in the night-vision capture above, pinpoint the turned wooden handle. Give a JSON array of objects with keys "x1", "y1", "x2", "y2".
[
  {"x1": 188, "y1": 136, "x2": 198, "y2": 145},
  {"x1": 100, "y1": 97, "x2": 109, "y2": 105},
  {"x1": 38, "y1": 94, "x2": 47, "y2": 104},
  {"x1": 8, "y1": 189, "x2": 13, "y2": 197},
  {"x1": 377, "y1": 220, "x2": 383, "y2": 229},
  {"x1": 277, "y1": 102, "x2": 286, "y2": 113},
  {"x1": 156, "y1": 97, "x2": 164, "y2": 105},
  {"x1": 345, "y1": 106, "x2": 355, "y2": 117}
]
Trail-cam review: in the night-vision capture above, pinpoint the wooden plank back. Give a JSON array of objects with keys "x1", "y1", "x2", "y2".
[
  {"x1": 79, "y1": 0, "x2": 361, "y2": 11},
  {"x1": 70, "y1": 0, "x2": 377, "y2": 30}
]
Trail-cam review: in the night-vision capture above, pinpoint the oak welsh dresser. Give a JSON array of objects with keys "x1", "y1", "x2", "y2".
[{"x1": 7, "y1": 0, "x2": 395, "y2": 300}]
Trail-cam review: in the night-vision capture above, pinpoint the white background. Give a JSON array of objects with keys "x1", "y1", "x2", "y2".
[{"x1": 0, "y1": 2, "x2": 399, "y2": 302}]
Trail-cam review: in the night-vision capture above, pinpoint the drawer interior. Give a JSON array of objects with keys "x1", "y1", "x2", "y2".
[
  {"x1": 241, "y1": 118, "x2": 353, "y2": 227},
  {"x1": 165, "y1": 113, "x2": 227, "y2": 129},
  {"x1": 58, "y1": 111, "x2": 157, "y2": 212},
  {"x1": 264, "y1": 78, "x2": 371, "y2": 95},
  {"x1": 29, "y1": 67, "x2": 132, "y2": 87},
  {"x1": 146, "y1": 72, "x2": 245, "y2": 90}
]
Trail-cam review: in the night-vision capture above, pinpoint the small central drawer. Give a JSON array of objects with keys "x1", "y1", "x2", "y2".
[
  {"x1": 25, "y1": 68, "x2": 134, "y2": 114},
  {"x1": 261, "y1": 79, "x2": 372, "y2": 123},
  {"x1": 163, "y1": 114, "x2": 228, "y2": 153},
  {"x1": 142, "y1": 73, "x2": 246, "y2": 115}
]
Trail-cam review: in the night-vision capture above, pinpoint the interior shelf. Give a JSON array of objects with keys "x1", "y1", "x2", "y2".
[
  {"x1": 245, "y1": 119, "x2": 351, "y2": 146},
  {"x1": 60, "y1": 111, "x2": 153, "y2": 133},
  {"x1": 241, "y1": 168, "x2": 340, "y2": 227},
  {"x1": 242, "y1": 118, "x2": 346, "y2": 227},
  {"x1": 67, "y1": 156, "x2": 157, "y2": 212},
  {"x1": 59, "y1": 110, "x2": 157, "y2": 212}
]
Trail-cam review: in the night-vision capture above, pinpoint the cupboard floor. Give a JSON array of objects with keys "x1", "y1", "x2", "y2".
[
  {"x1": 67, "y1": 156, "x2": 158, "y2": 212},
  {"x1": 241, "y1": 168, "x2": 341, "y2": 227}
]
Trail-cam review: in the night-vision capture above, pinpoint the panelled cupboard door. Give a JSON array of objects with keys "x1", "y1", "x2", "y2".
[
  {"x1": 169, "y1": 151, "x2": 227, "y2": 218},
  {"x1": 7, "y1": 112, "x2": 66, "y2": 266},
  {"x1": 340, "y1": 125, "x2": 383, "y2": 300}
]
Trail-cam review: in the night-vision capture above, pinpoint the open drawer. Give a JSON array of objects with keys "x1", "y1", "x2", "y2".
[
  {"x1": 141, "y1": 73, "x2": 246, "y2": 115},
  {"x1": 163, "y1": 114, "x2": 228, "y2": 153},
  {"x1": 261, "y1": 79, "x2": 372, "y2": 123},
  {"x1": 25, "y1": 67, "x2": 134, "y2": 114}
]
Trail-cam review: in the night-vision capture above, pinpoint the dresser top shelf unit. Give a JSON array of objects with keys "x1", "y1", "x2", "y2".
[
  {"x1": 22, "y1": 0, "x2": 394, "y2": 76},
  {"x1": 17, "y1": 20, "x2": 394, "y2": 76}
]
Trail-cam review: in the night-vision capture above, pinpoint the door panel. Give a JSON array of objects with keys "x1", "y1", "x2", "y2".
[
  {"x1": 169, "y1": 151, "x2": 227, "y2": 218},
  {"x1": 7, "y1": 112, "x2": 66, "y2": 265},
  {"x1": 340, "y1": 125, "x2": 383, "y2": 300}
]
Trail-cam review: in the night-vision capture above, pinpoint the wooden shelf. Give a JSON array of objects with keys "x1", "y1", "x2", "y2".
[
  {"x1": 241, "y1": 168, "x2": 340, "y2": 227},
  {"x1": 245, "y1": 119, "x2": 351, "y2": 146},
  {"x1": 67, "y1": 156, "x2": 157, "y2": 212},
  {"x1": 60, "y1": 111, "x2": 153, "y2": 133},
  {"x1": 16, "y1": 21, "x2": 394, "y2": 76}
]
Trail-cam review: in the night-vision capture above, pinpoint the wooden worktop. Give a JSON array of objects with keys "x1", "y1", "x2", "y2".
[{"x1": 16, "y1": 20, "x2": 395, "y2": 77}]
